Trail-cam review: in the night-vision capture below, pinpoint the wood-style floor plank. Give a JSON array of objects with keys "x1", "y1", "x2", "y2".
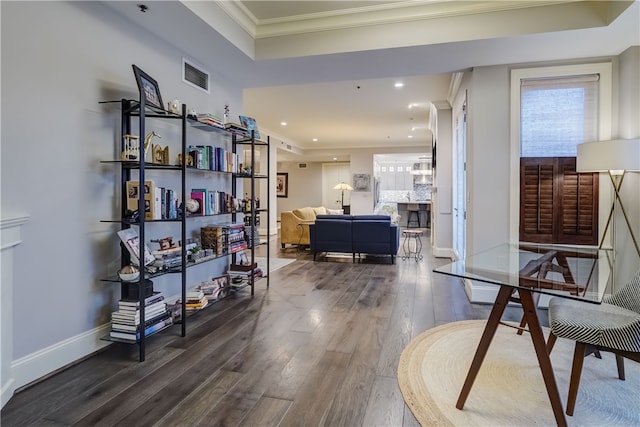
[{"x1": 3, "y1": 229, "x2": 548, "y2": 427}]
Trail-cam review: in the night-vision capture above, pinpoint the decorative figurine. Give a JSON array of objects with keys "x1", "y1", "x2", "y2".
[
  {"x1": 167, "y1": 98, "x2": 181, "y2": 115},
  {"x1": 223, "y1": 104, "x2": 230, "y2": 124},
  {"x1": 151, "y1": 236, "x2": 176, "y2": 251},
  {"x1": 144, "y1": 131, "x2": 161, "y2": 162},
  {"x1": 122, "y1": 134, "x2": 140, "y2": 161},
  {"x1": 118, "y1": 264, "x2": 140, "y2": 282}
]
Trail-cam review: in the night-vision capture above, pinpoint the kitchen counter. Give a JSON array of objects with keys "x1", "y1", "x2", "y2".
[{"x1": 396, "y1": 201, "x2": 431, "y2": 228}]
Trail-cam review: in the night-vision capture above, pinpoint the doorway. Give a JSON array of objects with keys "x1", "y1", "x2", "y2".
[
  {"x1": 453, "y1": 93, "x2": 467, "y2": 260},
  {"x1": 322, "y1": 163, "x2": 350, "y2": 212}
]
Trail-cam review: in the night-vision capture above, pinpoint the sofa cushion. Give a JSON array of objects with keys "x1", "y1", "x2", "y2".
[
  {"x1": 326, "y1": 208, "x2": 344, "y2": 215},
  {"x1": 292, "y1": 207, "x2": 317, "y2": 221}
]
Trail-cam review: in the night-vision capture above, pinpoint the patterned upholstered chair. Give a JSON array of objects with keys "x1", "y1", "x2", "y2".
[{"x1": 546, "y1": 269, "x2": 640, "y2": 416}]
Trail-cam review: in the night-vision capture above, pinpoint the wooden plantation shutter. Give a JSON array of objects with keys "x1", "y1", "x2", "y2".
[{"x1": 520, "y1": 157, "x2": 598, "y2": 245}]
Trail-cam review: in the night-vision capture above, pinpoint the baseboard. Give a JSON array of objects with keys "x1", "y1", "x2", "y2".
[
  {"x1": 1, "y1": 377, "x2": 15, "y2": 408},
  {"x1": 432, "y1": 246, "x2": 454, "y2": 259},
  {"x1": 8, "y1": 323, "x2": 112, "y2": 400},
  {"x1": 464, "y1": 279, "x2": 499, "y2": 303}
]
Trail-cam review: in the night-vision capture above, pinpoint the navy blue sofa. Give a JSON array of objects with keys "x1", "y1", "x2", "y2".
[{"x1": 309, "y1": 214, "x2": 400, "y2": 263}]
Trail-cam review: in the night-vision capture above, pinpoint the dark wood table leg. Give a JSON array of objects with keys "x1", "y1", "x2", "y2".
[
  {"x1": 519, "y1": 289, "x2": 568, "y2": 427},
  {"x1": 456, "y1": 285, "x2": 512, "y2": 410}
]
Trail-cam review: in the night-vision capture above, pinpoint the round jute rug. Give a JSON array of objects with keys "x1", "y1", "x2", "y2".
[{"x1": 398, "y1": 320, "x2": 640, "y2": 426}]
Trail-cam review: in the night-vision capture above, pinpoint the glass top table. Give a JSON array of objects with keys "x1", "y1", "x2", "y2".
[
  {"x1": 434, "y1": 242, "x2": 613, "y2": 303},
  {"x1": 433, "y1": 242, "x2": 614, "y2": 427}
]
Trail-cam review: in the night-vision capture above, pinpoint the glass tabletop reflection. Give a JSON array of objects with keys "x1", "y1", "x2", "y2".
[{"x1": 434, "y1": 242, "x2": 613, "y2": 304}]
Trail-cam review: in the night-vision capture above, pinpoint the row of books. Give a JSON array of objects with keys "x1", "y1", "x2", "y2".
[
  {"x1": 126, "y1": 180, "x2": 178, "y2": 221},
  {"x1": 187, "y1": 145, "x2": 238, "y2": 173},
  {"x1": 189, "y1": 189, "x2": 236, "y2": 216},
  {"x1": 110, "y1": 292, "x2": 172, "y2": 341}
]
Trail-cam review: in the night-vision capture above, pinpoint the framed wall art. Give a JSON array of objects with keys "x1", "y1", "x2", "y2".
[
  {"x1": 132, "y1": 64, "x2": 164, "y2": 111},
  {"x1": 353, "y1": 173, "x2": 371, "y2": 192},
  {"x1": 276, "y1": 172, "x2": 288, "y2": 198}
]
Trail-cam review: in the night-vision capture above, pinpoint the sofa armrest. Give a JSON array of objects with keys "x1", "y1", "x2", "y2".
[{"x1": 281, "y1": 211, "x2": 309, "y2": 245}]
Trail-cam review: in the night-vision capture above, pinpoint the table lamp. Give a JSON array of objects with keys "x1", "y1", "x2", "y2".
[
  {"x1": 576, "y1": 138, "x2": 640, "y2": 257},
  {"x1": 333, "y1": 182, "x2": 353, "y2": 209}
]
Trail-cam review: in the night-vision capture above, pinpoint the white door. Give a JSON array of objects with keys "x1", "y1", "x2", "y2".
[
  {"x1": 453, "y1": 94, "x2": 467, "y2": 260},
  {"x1": 322, "y1": 163, "x2": 350, "y2": 210}
]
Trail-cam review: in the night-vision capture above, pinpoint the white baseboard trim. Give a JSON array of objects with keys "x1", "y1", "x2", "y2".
[
  {"x1": 464, "y1": 280, "x2": 553, "y2": 309},
  {"x1": 1, "y1": 378, "x2": 15, "y2": 409},
  {"x1": 464, "y1": 279, "x2": 499, "y2": 303},
  {"x1": 432, "y1": 246, "x2": 454, "y2": 259},
  {"x1": 8, "y1": 324, "x2": 112, "y2": 399}
]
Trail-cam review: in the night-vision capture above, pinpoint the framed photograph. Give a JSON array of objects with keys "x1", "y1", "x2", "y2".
[
  {"x1": 276, "y1": 172, "x2": 288, "y2": 198},
  {"x1": 353, "y1": 173, "x2": 371, "y2": 192},
  {"x1": 132, "y1": 64, "x2": 164, "y2": 111}
]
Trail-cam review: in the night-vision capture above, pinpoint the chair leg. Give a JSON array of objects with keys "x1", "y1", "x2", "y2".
[
  {"x1": 566, "y1": 342, "x2": 586, "y2": 416},
  {"x1": 616, "y1": 354, "x2": 626, "y2": 380},
  {"x1": 547, "y1": 332, "x2": 557, "y2": 354}
]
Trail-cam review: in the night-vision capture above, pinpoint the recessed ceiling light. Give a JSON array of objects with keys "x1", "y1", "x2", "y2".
[
  {"x1": 333, "y1": 157, "x2": 338, "y2": 161},
  {"x1": 312, "y1": 138, "x2": 318, "y2": 142},
  {"x1": 394, "y1": 82, "x2": 404, "y2": 88},
  {"x1": 280, "y1": 121, "x2": 287, "y2": 126},
  {"x1": 408, "y1": 103, "x2": 414, "y2": 109},
  {"x1": 408, "y1": 135, "x2": 413, "y2": 138}
]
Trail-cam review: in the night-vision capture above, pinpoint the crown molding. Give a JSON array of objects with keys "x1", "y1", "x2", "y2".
[{"x1": 222, "y1": 1, "x2": 582, "y2": 39}]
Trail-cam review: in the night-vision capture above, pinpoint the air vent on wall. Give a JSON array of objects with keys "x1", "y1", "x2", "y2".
[
  {"x1": 182, "y1": 58, "x2": 209, "y2": 93},
  {"x1": 298, "y1": 163, "x2": 307, "y2": 169}
]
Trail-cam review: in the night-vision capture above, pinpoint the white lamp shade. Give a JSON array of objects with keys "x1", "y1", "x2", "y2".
[
  {"x1": 576, "y1": 138, "x2": 640, "y2": 172},
  {"x1": 333, "y1": 182, "x2": 353, "y2": 191}
]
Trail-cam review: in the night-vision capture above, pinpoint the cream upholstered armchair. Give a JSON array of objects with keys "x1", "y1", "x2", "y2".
[{"x1": 280, "y1": 206, "x2": 327, "y2": 248}]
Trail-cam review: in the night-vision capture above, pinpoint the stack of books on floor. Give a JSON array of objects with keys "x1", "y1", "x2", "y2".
[
  {"x1": 110, "y1": 292, "x2": 172, "y2": 342},
  {"x1": 185, "y1": 290, "x2": 208, "y2": 311},
  {"x1": 228, "y1": 263, "x2": 263, "y2": 285}
]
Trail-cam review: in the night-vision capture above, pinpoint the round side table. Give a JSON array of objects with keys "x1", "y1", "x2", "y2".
[{"x1": 401, "y1": 229, "x2": 424, "y2": 262}]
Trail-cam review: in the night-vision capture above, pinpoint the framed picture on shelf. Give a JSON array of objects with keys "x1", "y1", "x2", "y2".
[
  {"x1": 276, "y1": 172, "x2": 288, "y2": 198},
  {"x1": 132, "y1": 64, "x2": 164, "y2": 111},
  {"x1": 238, "y1": 115, "x2": 261, "y2": 139}
]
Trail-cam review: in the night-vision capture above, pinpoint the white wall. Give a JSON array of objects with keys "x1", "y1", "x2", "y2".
[
  {"x1": 616, "y1": 46, "x2": 640, "y2": 285},
  {"x1": 276, "y1": 161, "x2": 325, "y2": 215},
  {"x1": 466, "y1": 66, "x2": 511, "y2": 256},
  {"x1": 1, "y1": 1, "x2": 243, "y2": 394}
]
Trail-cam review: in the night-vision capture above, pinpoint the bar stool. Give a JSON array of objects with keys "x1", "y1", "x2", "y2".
[{"x1": 406, "y1": 203, "x2": 420, "y2": 228}]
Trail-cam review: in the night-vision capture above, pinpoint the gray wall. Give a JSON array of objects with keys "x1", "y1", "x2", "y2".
[{"x1": 1, "y1": 1, "x2": 243, "y2": 387}]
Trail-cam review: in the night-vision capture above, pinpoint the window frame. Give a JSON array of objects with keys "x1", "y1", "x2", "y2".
[{"x1": 509, "y1": 63, "x2": 613, "y2": 244}]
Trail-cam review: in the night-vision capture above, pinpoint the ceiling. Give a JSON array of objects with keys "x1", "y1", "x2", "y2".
[{"x1": 103, "y1": 1, "x2": 639, "y2": 162}]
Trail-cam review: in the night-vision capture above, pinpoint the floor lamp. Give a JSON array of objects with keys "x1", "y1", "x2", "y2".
[
  {"x1": 577, "y1": 139, "x2": 640, "y2": 295},
  {"x1": 333, "y1": 182, "x2": 353, "y2": 210},
  {"x1": 577, "y1": 138, "x2": 640, "y2": 258}
]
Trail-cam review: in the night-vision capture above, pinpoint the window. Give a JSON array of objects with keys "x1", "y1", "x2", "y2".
[
  {"x1": 521, "y1": 75, "x2": 599, "y2": 157},
  {"x1": 511, "y1": 64, "x2": 612, "y2": 245}
]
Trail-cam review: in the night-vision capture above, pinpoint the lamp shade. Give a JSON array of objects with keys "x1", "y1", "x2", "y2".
[
  {"x1": 576, "y1": 138, "x2": 640, "y2": 172},
  {"x1": 333, "y1": 182, "x2": 353, "y2": 191}
]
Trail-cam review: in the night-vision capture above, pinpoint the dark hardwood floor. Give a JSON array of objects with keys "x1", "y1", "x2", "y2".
[{"x1": 1, "y1": 229, "x2": 530, "y2": 426}]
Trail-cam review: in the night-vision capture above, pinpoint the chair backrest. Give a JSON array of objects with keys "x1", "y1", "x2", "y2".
[{"x1": 605, "y1": 270, "x2": 640, "y2": 314}]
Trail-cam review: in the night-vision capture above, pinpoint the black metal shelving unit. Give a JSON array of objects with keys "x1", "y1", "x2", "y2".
[
  {"x1": 100, "y1": 99, "x2": 270, "y2": 361},
  {"x1": 232, "y1": 132, "x2": 270, "y2": 294}
]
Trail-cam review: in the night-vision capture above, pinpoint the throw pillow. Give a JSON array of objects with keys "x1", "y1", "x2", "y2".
[
  {"x1": 293, "y1": 207, "x2": 316, "y2": 221},
  {"x1": 312, "y1": 206, "x2": 327, "y2": 216},
  {"x1": 326, "y1": 208, "x2": 344, "y2": 215}
]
